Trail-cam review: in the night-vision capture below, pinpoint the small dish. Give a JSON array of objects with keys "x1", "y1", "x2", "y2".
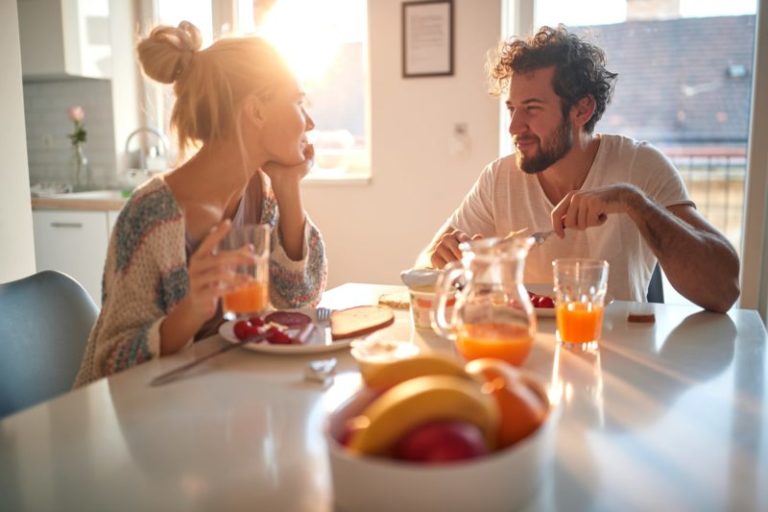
[
  {"x1": 400, "y1": 268, "x2": 440, "y2": 291},
  {"x1": 218, "y1": 308, "x2": 352, "y2": 355}
]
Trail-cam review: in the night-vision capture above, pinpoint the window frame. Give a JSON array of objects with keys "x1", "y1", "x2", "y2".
[{"x1": 503, "y1": 0, "x2": 768, "y2": 318}]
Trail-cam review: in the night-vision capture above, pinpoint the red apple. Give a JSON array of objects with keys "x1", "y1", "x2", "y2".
[{"x1": 394, "y1": 421, "x2": 488, "y2": 464}]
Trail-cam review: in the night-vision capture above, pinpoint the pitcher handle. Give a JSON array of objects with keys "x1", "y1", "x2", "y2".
[{"x1": 431, "y1": 262, "x2": 464, "y2": 340}]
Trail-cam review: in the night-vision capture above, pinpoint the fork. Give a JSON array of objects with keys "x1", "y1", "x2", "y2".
[
  {"x1": 316, "y1": 307, "x2": 332, "y2": 322},
  {"x1": 501, "y1": 227, "x2": 529, "y2": 242},
  {"x1": 528, "y1": 229, "x2": 557, "y2": 246}
]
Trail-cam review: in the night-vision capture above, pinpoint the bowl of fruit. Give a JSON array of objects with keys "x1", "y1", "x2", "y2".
[{"x1": 325, "y1": 354, "x2": 557, "y2": 512}]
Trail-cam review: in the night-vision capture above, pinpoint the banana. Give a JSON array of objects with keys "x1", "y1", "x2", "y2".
[
  {"x1": 346, "y1": 375, "x2": 500, "y2": 456},
  {"x1": 363, "y1": 353, "x2": 471, "y2": 390}
]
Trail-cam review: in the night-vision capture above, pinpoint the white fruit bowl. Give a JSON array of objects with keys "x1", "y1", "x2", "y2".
[{"x1": 325, "y1": 376, "x2": 558, "y2": 512}]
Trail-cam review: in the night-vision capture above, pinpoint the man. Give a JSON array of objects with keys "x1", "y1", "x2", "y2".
[{"x1": 419, "y1": 25, "x2": 739, "y2": 312}]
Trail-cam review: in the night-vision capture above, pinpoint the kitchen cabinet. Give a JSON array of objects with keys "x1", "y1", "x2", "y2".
[
  {"x1": 32, "y1": 210, "x2": 112, "y2": 305},
  {"x1": 18, "y1": 0, "x2": 111, "y2": 79}
]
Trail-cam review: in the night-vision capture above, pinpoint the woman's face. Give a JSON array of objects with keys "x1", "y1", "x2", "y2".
[{"x1": 257, "y1": 78, "x2": 315, "y2": 166}]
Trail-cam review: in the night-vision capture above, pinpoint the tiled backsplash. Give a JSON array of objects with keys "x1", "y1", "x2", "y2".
[{"x1": 23, "y1": 78, "x2": 116, "y2": 189}]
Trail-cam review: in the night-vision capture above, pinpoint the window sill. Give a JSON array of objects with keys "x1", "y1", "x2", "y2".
[{"x1": 304, "y1": 169, "x2": 372, "y2": 186}]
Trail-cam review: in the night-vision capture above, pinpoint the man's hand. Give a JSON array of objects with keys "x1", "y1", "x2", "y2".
[
  {"x1": 550, "y1": 183, "x2": 637, "y2": 237},
  {"x1": 429, "y1": 229, "x2": 482, "y2": 268}
]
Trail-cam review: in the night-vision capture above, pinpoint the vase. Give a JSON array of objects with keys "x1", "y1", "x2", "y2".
[{"x1": 70, "y1": 144, "x2": 91, "y2": 191}]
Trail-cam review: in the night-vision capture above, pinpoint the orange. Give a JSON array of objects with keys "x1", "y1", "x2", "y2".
[{"x1": 464, "y1": 358, "x2": 547, "y2": 449}]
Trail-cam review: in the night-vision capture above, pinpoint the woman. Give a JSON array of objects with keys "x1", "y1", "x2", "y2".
[{"x1": 75, "y1": 21, "x2": 327, "y2": 386}]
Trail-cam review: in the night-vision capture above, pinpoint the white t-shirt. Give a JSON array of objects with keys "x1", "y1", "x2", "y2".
[{"x1": 447, "y1": 134, "x2": 694, "y2": 302}]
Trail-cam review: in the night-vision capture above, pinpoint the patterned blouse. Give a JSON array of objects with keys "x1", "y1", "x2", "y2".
[{"x1": 74, "y1": 172, "x2": 327, "y2": 386}]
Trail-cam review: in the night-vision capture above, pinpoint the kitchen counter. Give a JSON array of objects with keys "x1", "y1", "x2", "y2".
[{"x1": 31, "y1": 190, "x2": 128, "y2": 211}]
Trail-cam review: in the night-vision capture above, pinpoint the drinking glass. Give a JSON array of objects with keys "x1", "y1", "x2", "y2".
[
  {"x1": 553, "y1": 259, "x2": 609, "y2": 348},
  {"x1": 219, "y1": 224, "x2": 270, "y2": 319}
]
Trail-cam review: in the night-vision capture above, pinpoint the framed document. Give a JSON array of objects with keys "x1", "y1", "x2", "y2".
[{"x1": 402, "y1": 0, "x2": 454, "y2": 78}]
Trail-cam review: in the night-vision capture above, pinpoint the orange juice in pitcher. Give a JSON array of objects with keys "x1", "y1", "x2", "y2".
[
  {"x1": 432, "y1": 236, "x2": 537, "y2": 366},
  {"x1": 456, "y1": 323, "x2": 534, "y2": 366}
]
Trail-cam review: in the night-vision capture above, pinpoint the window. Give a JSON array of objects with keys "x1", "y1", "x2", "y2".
[
  {"x1": 142, "y1": 0, "x2": 370, "y2": 181},
  {"x1": 137, "y1": 1, "x2": 215, "y2": 172},
  {"x1": 504, "y1": 0, "x2": 758, "y2": 305}
]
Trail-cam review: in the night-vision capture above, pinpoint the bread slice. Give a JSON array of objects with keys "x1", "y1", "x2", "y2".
[
  {"x1": 331, "y1": 305, "x2": 395, "y2": 340},
  {"x1": 378, "y1": 291, "x2": 411, "y2": 310}
]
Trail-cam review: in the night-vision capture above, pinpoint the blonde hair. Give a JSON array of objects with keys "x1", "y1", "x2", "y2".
[{"x1": 137, "y1": 21, "x2": 293, "y2": 158}]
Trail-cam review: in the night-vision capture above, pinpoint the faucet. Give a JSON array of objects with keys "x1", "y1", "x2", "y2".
[{"x1": 124, "y1": 127, "x2": 169, "y2": 173}]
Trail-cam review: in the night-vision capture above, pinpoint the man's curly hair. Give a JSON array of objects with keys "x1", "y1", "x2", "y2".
[{"x1": 488, "y1": 25, "x2": 618, "y2": 133}]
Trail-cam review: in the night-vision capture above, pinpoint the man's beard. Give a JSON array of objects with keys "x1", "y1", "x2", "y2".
[{"x1": 515, "y1": 118, "x2": 573, "y2": 174}]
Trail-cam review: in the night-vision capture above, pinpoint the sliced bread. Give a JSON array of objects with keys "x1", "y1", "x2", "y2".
[
  {"x1": 377, "y1": 291, "x2": 411, "y2": 310},
  {"x1": 331, "y1": 305, "x2": 395, "y2": 340}
]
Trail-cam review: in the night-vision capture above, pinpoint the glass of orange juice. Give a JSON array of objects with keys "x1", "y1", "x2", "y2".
[
  {"x1": 219, "y1": 224, "x2": 270, "y2": 319},
  {"x1": 553, "y1": 259, "x2": 609, "y2": 348}
]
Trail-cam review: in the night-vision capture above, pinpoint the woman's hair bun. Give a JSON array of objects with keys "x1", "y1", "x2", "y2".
[{"x1": 137, "y1": 20, "x2": 203, "y2": 84}]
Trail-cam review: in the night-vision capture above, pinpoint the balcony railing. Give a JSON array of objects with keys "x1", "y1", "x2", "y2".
[{"x1": 662, "y1": 146, "x2": 747, "y2": 254}]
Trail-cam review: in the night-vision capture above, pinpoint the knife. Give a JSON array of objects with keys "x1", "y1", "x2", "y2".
[
  {"x1": 149, "y1": 321, "x2": 318, "y2": 386},
  {"x1": 149, "y1": 332, "x2": 267, "y2": 386}
]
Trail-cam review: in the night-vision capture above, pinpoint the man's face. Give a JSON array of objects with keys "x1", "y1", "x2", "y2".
[{"x1": 506, "y1": 66, "x2": 573, "y2": 174}]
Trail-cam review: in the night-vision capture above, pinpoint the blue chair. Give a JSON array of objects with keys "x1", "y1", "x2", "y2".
[
  {"x1": 0, "y1": 271, "x2": 97, "y2": 418},
  {"x1": 647, "y1": 263, "x2": 665, "y2": 303}
]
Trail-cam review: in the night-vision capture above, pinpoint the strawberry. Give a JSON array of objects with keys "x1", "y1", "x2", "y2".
[
  {"x1": 537, "y1": 296, "x2": 555, "y2": 308},
  {"x1": 266, "y1": 327, "x2": 293, "y2": 345},
  {"x1": 233, "y1": 320, "x2": 253, "y2": 341}
]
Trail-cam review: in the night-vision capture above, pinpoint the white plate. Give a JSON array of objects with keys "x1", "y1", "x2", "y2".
[{"x1": 218, "y1": 308, "x2": 352, "y2": 355}]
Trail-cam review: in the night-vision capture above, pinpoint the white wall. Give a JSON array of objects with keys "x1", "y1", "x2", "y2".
[
  {"x1": 0, "y1": 0, "x2": 36, "y2": 283},
  {"x1": 302, "y1": 0, "x2": 502, "y2": 287}
]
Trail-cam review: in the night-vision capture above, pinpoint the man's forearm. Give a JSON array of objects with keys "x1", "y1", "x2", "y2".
[{"x1": 622, "y1": 188, "x2": 740, "y2": 312}]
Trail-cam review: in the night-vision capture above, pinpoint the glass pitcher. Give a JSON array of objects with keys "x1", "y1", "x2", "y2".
[{"x1": 432, "y1": 236, "x2": 536, "y2": 366}]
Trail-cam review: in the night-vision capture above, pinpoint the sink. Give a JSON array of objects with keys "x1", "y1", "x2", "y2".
[{"x1": 49, "y1": 190, "x2": 128, "y2": 201}]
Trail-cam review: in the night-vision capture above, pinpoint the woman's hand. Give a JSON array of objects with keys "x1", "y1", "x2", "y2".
[
  {"x1": 185, "y1": 220, "x2": 256, "y2": 320},
  {"x1": 261, "y1": 143, "x2": 315, "y2": 192},
  {"x1": 160, "y1": 220, "x2": 257, "y2": 355},
  {"x1": 260, "y1": 145, "x2": 314, "y2": 261}
]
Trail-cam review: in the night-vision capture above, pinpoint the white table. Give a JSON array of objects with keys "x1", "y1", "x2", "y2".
[{"x1": 1, "y1": 283, "x2": 766, "y2": 511}]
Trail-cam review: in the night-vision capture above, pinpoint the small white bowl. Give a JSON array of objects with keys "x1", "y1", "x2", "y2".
[
  {"x1": 325, "y1": 374, "x2": 558, "y2": 512},
  {"x1": 400, "y1": 268, "x2": 441, "y2": 291}
]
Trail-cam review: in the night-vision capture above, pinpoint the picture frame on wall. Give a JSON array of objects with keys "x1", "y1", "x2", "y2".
[{"x1": 402, "y1": 0, "x2": 454, "y2": 78}]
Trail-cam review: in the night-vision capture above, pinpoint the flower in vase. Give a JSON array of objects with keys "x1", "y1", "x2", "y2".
[{"x1": 67, "y1": 106, "x2": 87, "y2": 145}]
